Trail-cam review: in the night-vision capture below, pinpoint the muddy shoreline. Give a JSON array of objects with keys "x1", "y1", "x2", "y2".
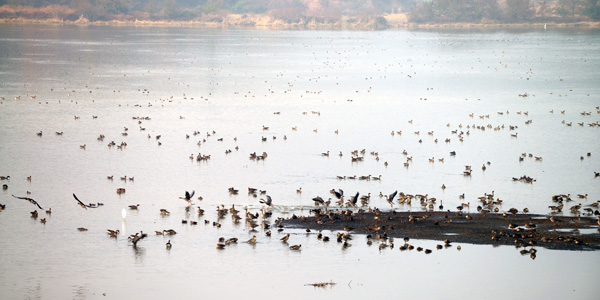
[{"x1": 281, "y1": 210, "x2": 600, "y2": 251}]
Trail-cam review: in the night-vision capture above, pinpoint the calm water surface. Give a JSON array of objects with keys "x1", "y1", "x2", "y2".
[{"x1": 0, "y1": 25, "x2": 599, "y2": 299}]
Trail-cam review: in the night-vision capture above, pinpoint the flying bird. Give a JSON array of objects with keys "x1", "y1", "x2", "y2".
[
  {"x1": 72, "y1": 193, "x2": 96, "y2": 210},
  {"x1": 12, "y1": 194, "x2": 43, "y2": 209},
  {"x1": 131, "y1": 231, "x2": 148, "y2": 247},
  {"x1": 333, "y1": 189, "x2": 344, "y2": 200},
  {"x1": 349, "y1": 192, "x2": 359, "y2": 207},
  {"x1": 180, "y1": 190, "x2": 195, "y2": 204},
  {"x1": 260, "y1": 195, "x2": 273, "y2": 206}
]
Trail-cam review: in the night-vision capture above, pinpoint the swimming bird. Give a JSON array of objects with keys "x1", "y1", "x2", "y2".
[
  {"x1": 280, "y1": 234, "x2": 290, "y2": 242},
  {"x1": 0, "y1": 203, "x2": 5, "y2": 211},
  {"x1": 247, "y1": 235, "x2": 257, "y2": 244},
  {"x1": 166, "y1": 240, "x2": 172, "y2": 249},
  {"x1": 72, "y1": 194, "x2": 95, "y2": 210},
  {"x1": 12, "y1": 194, "x2": 43, "y2": 209},
  {"x1": 180, "y1": 190, "x2": 195, "y2": 204},
  {"x1": 290, "y1": 244, "x2": 301, "y2": 250}
]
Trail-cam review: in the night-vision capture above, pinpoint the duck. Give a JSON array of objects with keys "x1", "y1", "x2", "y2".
[
  {"x1": 163, "y1": 229, "x2": 177, "y2": 235},
  {"x1": 280, "y1": 234, "x2": 290, "y2": 243},
  {"x1": 247, "y1": 235, "x2": 257, "y2": 244},
  {"x1": 128, "y1": 204, "x2": 140, "y2": 210},
  {"x1": 0, "y1": 203, "x2": 5, "y2": 211},
  {"x1": 289, "y1": 245, "x2": 301, "y2": 250},
  {"x1": 77, "y1": 227, "x2": 88, "y2": 231},
  {"x1": 166, "y1": 240, "x2": 172, "y2": 249}
]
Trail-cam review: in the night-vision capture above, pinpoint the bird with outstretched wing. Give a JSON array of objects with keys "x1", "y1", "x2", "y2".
[
  {"x1": 260, "y1": 195, "x2": 273, "y2": 206},
  {"x1": 12, "y1": 194, "x2": 43, "y2": 209},
  {"x1": 73, "y1": 193, "x2": 96, "y2": 210},
  {"x1": 179, "y1": 190, "x2": 195, "y2": 204}
]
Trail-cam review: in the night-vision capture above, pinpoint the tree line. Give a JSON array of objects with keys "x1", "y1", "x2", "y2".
[{"x1": 0, "y1": 0, "x2": 598, "y2": 23}]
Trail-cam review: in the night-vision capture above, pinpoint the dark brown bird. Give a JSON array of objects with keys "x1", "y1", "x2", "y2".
[
  {"x1": 72, "y1": 193, "x2": 96, "y2": 210},
  {"x1": 12, "y1": 194, "x2": 42, "y2": 209}
]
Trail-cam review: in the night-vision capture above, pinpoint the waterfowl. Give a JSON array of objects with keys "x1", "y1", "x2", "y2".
[
  {"x1": 312, "y1": 196, "x2": 325, "y2": 206},
  {"x1": 163, "y1": 229, "x2": 177, "y2": 235},
  {"x1": 166, "y1": 240, "x2": 172, "y2": 249},
  {"x1": 77, "y1": 227, "x2": 88, "y2": 231},
  {"x1": 12, "y1": 194, "x2": 43, "y2": 209},
  {"x1": 0, "y1": 203, "x2": 5, "y2": 211},
  {"x1": 128, "y1": 204, "x2": 140, "y2": 210},
  {"x1": 216, "y1": 243, "x2": 225, "y2": 249},
  {"x1": 131, "y1": 232, "x2": 147, "y2": 247},
  {"x1": 180, "y1": 190, "x2": 195, "y2": 204},
  {"x1": 72, "y1": 194, "x2": 97, "y2": 210},
  {"x1": 247, "y1": 235, "x2": 257, "y2": 244},
  {"x1": 260, "y1": 195, "x2": 273, "y2": 206},
  {"x1": 160, "y1": 209, "x2": 170, "y2": 215},
  {"x1": 0, "y1": 176, "x2": 9, "y2": 180},
  {"x1": 280, "y1": 234, "x2": 290, "y2": 243},
  {"x1": 40, "y1": 218, "x2": 46, "y2": 224},
  {"x1": 289, "y1": 244, "x2": 301, "y2": 250}
]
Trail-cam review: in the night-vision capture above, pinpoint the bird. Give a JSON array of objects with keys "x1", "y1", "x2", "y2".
[
  {"x1": 72, "y1": 194, "x2": 95, "y2": 210},
  {"x1": 349, "y1": 192, "x2": 359, "y2": 207},
  {"x1": 289, "y1": 245, "x2": 301, "y2": 250},
  {"x1": 280, "y1": 234, "x2": 290, "y2": 242},
  {"x1": 180, "y1": 190, "x2": 195, "y2": 204},
  {"x1": 247, "y1": 235, "x2": 257, "y2": 244},
  {"x1": 333, "y1": 189, "x2": 344, "y2": 200},
  {"x1": 260, "y1": 195, "x2": 273, "y2": 206},
  {"x1": 312, "y1": 196, "x2": 325, "y2": 206},
  {"x1": 12, "y1": 194, "x2": 42, "y2": 209},
  {"x1": 131, "y1": 231, "x2": 148, "y2": 247},
  {"x1": 0, "y1": 203, "x2": 5, "y2": 211},
  {"x1": 166, "y1": 240, "x2": 172, "y2": 249}
]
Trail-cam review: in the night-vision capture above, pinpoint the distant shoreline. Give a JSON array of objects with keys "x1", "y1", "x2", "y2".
[{"x1": 1, "y1": 16, "x2": 599, "y2": 30}]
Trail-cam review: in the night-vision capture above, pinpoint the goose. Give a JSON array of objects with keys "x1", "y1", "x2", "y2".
[
  {"x1": 311, "y1": 196, "x2": 325, "y2": 206},
  {"x1": 13, "y1": 194, "x2": 43, "y2": 209},
  {"x1": 259, "y1": 195, "x2": 273, "y2": 206},
  {"x1": 179, "y1": 190, "x2": 195, "y2": 204}
]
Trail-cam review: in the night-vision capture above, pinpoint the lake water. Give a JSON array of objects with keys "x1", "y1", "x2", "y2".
[{"x1": 0, "y1": 25, "x2": 599, "y2": 299}]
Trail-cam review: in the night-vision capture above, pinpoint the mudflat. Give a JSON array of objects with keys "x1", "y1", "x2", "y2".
[{"x1": 282, "y1": 210, "x2": 600, "y2": 251}]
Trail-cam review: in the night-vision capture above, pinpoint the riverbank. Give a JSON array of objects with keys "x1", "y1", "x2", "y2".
[
  {"x1": 1, "y1": 14, "x2": 599, "y2": 30},
  {"x1": 282, "y1": 210, "x2": 600, "y2": 251}
]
